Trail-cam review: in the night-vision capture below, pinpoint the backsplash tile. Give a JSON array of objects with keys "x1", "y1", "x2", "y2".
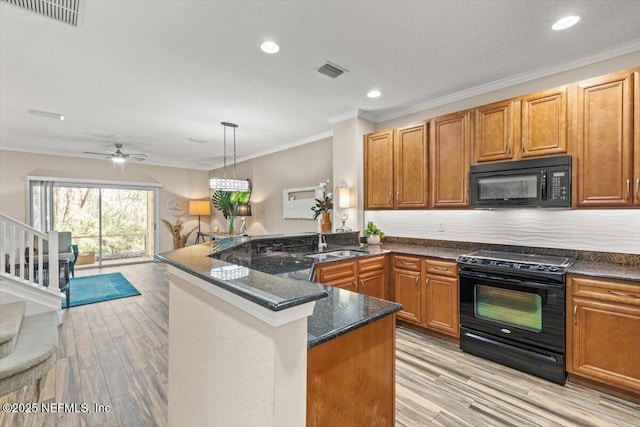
[{"x1": 366, "y1": 209, "x2": 640, "y2": 256}]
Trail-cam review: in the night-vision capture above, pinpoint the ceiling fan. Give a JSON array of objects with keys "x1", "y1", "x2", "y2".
[{"x1": 83, "y1": 143, "x2": 148, "y2": 163}]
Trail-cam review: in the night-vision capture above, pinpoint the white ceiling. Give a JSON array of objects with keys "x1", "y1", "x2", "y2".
[{"x1": 1, "y1": 0, "x2": 639, "y2": 170}]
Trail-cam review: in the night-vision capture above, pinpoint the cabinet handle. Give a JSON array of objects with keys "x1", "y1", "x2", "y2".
[
  {"x1": 506, "y1": 137, "x2": 512, "y2": 155},
  {"x1": 388, "y1": 192, "x2": 392, "y2": 204},
  {"x1": 608, "y1": 289, "x2": 640, "y2": 299},
  {"x1": 573, "y1": 305, "x2": 577, "y2": 326},
  {"x1": 432, "y1": 265, "x2": 449, "y2": 271},
  {"x1": 397, "y1": 191, "x2": 400, "y2": 203},
  {"x1": 400, "y1": 261, "x2": 416, "y2": 267},
  {"x1": 415, "y1": 275, "x2": 419, "y2": 290},
  {"x1": 359, "y1": 279, "x2": 364, "y2": 288},
  {"x1": 627, "y1": 179, "x2": 631, "y2": 200},
  {"x1": 425, "y1": 278, "x2": 429, "y2": 293},
  {"x1": 521, "y1": 136, "x2": 525, "y2": 155},
  {"x1": 636, "y1": 178, "x2": 640, "y2": 201},
  {"x1": 464, "y1": 187, "x2": 468, "y2": 203},
  {"x1": 352, "y1": 280, "x2": 358, "y2": 290}
]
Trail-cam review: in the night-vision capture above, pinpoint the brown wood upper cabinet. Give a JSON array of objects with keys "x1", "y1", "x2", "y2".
[
  {"x1": 430, "y1": 110, "x2": 472, "y2": 208},
  {"x1": 364, "y1": 123, "x2": 428, "y2": 209},
  {"x1": 474, "y1": 86, "x2": 569, "y2": 164},
  {"x1": 575, "y1": 68, "x2": 639, "y2": 207}
]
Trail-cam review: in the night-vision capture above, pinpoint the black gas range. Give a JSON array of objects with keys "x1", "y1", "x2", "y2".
[{"x1": 458, "y1": 250, "x2": 575, "y2": 384}]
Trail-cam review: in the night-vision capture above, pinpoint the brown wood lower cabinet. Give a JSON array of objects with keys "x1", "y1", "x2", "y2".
[
  {"x1": 315, "y1": 255, "x2": 387, "y2": 299},
  {"x1": 392, "y1": 255, "x2": 423, "y2": 324},
  {"x1": 307, "y1": 314, "x2": 396, "y2": 426},
  {"x1": 424, "y1": 259, "x2": 459, "y2": 338},
  {"x1": 567, "y1": 274, "x2": 640, "y2": 396},
  {"x1": 392, "y1": 255, "x2": 459, "y2": 338}
]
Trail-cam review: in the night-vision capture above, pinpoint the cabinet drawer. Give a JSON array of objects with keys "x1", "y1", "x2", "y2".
[
  {"x1": 358, "y1": 255, "x2": 386, "y2": 273},
  {"x1": 393, "y1": 255, "x2": 421, "y2": 271},
  {"x1": 570, "y1": 275, "x2": 640, "y2": 306},
  {"x1": 316, "y1": 260, "x2": 356, "y2": 283},
  {"x1": 425, "y1": 259, "x2": 457, "y2": 277}
]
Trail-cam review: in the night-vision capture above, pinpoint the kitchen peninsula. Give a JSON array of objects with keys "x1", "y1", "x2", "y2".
[{"x1": 156, "y1": 232, "x2": 401, "y2": 427}]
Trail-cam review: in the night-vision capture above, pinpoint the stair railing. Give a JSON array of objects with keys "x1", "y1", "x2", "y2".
[{"x1": 0, "y1": 213, "x2": 60, "y2": 292}]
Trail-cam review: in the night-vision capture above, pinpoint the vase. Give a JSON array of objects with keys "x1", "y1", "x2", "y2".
[
  {"x1": 367, "y1": 234, "x2": 381, "y2": 245},
  {"x1": 321, "y1": 211, "x2": 332, "y2": 233},
  {"x1": 227, "y1": 215, "x2": 235, "y2": 234}
]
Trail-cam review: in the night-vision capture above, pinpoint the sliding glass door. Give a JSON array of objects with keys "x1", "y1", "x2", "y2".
[
  {"x1": 29, "y1": 178, "x2": 158, "y2": 268},
  {"x1": 52, "y1": 185, "x2": 155, "y2": 267}
]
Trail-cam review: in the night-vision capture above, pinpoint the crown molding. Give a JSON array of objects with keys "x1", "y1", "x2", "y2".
[{"x1": 372, "y1": 40, "x2": 640, "y2": 123}]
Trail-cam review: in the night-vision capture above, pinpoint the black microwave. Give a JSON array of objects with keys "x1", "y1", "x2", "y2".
[{"x1": 470, "y1": 156, "x2": 571, "y2": 208}]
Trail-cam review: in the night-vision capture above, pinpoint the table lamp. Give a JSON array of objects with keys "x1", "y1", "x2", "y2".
[
  {"x1": 189, "y1": 200, "x2": 211, "y2": 238},
  {"x1": 234, "y1": 204, "x2": 252, "y2": 235}
]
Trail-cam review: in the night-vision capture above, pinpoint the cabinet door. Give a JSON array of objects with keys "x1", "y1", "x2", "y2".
[
  {"x1": 474, "y1": 99, "x2": 518, "y2": 163},
  {"x1": 316, "y1": 260, "x2": 357, "y2": 291},
  {"x1": 520, "y1": 86, "x2": 568, "y2": 158},
  {"x1": 567, "y1": 275, "x2": 640, "y2": 394},
  {"x1": 575, "y1": 70, "x2": 635, "y2": 207},
  {"x1": 425, "y1": 275, "x2": 459, "y2": 338},
  {"x1": 395, "y1": 123, "x2": 428, "y2": 208},
  {"x1": 359, "y1": 269, "x2": 386, "y2": 299},
  {"x1": 634, "y1": 71, "x2": 640, "y2": 205},
  {"x1": 430, "y1": 110, "x2": 471, "y2": 208},
  {"x1": 392, "y1": 268, "x2": 422, "y2": 324},
  {"x1": 364, "y1": 130, "x2": 394, "y2": 209},
  {"x1": 358, "y1": 255, "x2": 387, "y2": 299}
]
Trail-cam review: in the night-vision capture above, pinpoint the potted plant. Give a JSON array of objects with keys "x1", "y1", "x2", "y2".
[{"x1": 363, "y1": 221, "x2": 385, "y2": 245}]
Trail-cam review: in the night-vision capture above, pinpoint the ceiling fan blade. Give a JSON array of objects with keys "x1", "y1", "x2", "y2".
[
  {"x1": 129, "y1": 156, "x2": 147, "y2": 161},
  {"x1": 126, "y1": 153, "x2": 147, "y2": 158},
  {"x1": 83, "y1": 151, "x2": 110, "y2": 156}
]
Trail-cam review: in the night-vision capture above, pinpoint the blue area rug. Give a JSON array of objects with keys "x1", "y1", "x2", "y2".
[{"x1": 62, "y1": 272, "x2": 141, "y2": 308}]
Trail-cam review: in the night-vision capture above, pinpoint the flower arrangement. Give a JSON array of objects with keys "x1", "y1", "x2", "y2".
[{"x1": 311, "y1": 179, "x2": 333, "y2": 219}]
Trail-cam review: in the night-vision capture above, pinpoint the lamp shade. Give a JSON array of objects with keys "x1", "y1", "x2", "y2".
[
  {"x1": 189, "y1": 200, "x2": 211, "y2": 216},
  {"x1": 234, "y1": 204, "x2": 252, "y2": 217},
  {"x1": 338, "y1": 187, "x2": 351, "y2": 209}
]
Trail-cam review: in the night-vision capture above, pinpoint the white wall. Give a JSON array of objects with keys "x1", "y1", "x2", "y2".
[
  {"x1": 0, "y1": 150, "x2": 210, "y2": 252},
  {"x1": 208, "y1": 137, "x2": 333, "y2": 235}
]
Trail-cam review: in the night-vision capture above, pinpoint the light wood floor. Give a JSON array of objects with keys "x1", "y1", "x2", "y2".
[{"x1": 1, "y1": 262, "x2": 638, "y2": 426}]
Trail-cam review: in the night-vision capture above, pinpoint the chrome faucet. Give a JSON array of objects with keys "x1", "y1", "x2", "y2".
[{"x1": 318, "y1": 234, "x2": 327, "y2": 251}]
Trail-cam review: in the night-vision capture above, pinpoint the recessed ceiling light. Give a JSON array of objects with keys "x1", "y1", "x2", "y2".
[
  {"x1": 367, "y1": 90, "x2": 382, "y2": 98},
  {"x1": 552, "y1": 15, "x2": 581, "y2": 31},
  {"x1": 260, "y1": 41, "x2": 280, "y2": 54},
  {"x1": 28, "y1": 109, "x2": 64, "y2": 120}
]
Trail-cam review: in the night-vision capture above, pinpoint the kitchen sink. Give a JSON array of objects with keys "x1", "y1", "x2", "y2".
[{"x1": 306, "y1": 249, "x2": 368, "y2": 260}]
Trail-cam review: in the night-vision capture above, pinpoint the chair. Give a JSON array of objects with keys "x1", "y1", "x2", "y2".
[{"x1": 69, "y1": 244, "x2": 79, "y2": 278}]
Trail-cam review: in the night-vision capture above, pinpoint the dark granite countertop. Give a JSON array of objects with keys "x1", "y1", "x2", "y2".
[
  {"x1": 568, "y1": 261, "x2": 640, "y2": 283},
  {"x1": 156, "y1": 243, "x2": 328, "y2": 311},
  {"x1": 156, "y1": 234, "x2": 402, "y2": 349}
]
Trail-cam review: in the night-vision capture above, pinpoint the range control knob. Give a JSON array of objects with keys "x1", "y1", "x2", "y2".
[
  {"x1": 459, "y1": 256, "x2": 468, "y2": 262},
  {"x1": 536, "y1": 265, "x2": 546, "y2": 271},
  {"x1": 549, "y1": 266, "x2": 559, "y2": 272},
  {"x1": 469, "y1": 257, "x2": 478, "y2": 263}
]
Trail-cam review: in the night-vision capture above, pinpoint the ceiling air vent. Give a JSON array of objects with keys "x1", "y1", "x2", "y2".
[
  {"x1": 2, "y1": 0, "x2": 86, "y2": 27},
  {"x1": 317, "y1": 61, "x2": 349, "y2": 79}
]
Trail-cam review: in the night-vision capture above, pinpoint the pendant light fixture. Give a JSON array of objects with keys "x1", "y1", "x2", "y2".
[{"x1": 209, "y1": 122, "x2": 250, "y2": 192}]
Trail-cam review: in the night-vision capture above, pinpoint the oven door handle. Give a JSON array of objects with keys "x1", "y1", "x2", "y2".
[{"x1": 458, "y1": 270, "x2": 564, "y2": 290}]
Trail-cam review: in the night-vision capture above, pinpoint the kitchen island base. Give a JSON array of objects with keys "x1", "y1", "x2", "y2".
[{"x1": 307, "y1": 314, "x2": 396, "y2": 427}]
